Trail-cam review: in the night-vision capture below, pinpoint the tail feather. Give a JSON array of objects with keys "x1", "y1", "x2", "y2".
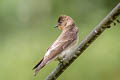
[
  {"x1": 33, "y1": 58, "x2": 44, "y2": 70},
  {"x1": 33, "y1": 58, "x2": 46, "y2": 76}
]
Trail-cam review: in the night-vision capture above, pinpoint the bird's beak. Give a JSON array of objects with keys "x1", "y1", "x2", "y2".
[{"x1": 54, "y1": 23, "x2": 59, "y2": 28}]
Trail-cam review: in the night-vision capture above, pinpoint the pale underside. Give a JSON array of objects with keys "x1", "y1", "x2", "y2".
[{"x1": 57, "y1": 39, "x2": 78, "y2": 61}]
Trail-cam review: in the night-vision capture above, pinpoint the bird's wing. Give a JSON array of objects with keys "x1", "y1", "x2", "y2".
[
  {"x1": 44, "y1": 32, "x2": 77, "y2": 62},
  {"x1": 33, "y1": 38, "x2": 75, "y2": 76},
  {"x1": 45, "y1": 40, "x2": 74, "y2": 60}
]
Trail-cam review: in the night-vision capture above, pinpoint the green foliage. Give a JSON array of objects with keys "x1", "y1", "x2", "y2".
[{"x1": 0, "y1": 0, "x2": 120, "y2": 80}]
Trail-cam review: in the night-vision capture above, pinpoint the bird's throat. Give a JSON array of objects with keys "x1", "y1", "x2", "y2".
[{"x1": 58, "y1": 26, "x2": 63, "y2": 30}]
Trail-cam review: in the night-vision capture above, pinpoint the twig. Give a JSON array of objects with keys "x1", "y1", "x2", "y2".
[{"x1": 46, "y1": 2, "x2": 120, "y2": 80}]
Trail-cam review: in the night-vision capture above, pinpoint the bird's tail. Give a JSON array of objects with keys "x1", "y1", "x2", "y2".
[{"x1": 33, "y1": 58, "x2": 46, "y2": 76}]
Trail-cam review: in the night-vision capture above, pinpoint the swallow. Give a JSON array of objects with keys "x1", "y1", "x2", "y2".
[{"x1": 33, "y1": 15, "x2": 79, "y2": 76}]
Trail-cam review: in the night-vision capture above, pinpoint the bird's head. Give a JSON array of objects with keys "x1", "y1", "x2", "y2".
[{"x1": 55, "y1": 15, "x2": 75, "y2": 30}]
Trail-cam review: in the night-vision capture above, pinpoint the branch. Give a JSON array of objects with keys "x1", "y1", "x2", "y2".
[{"x1": 46, "y1": 2, "x2": 120, "y2": 80}]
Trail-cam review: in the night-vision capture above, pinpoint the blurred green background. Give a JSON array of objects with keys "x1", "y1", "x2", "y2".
[{"x1": 0, "y1": 0, "x2": 120, "y2": 80}]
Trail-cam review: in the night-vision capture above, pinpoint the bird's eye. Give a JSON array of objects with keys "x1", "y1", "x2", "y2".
[
  {"x1": 58, "y1": 16, "x2": 64, "y2": 23},
  {"x1": 58, "y1": 19, "x2": 62, "y2": 23},
  {"x1": 59, "y1": 21, "x2": 62, "y2": 23}
]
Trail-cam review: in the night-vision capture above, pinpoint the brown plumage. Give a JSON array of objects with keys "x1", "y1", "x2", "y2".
[{"x1": 33, "y1": 15, "x2": 79, "y2": 76}]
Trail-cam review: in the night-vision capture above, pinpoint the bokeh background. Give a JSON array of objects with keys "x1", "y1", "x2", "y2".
[{"x1": 0, "y1": 0, "x2": 120, "y2": 80}]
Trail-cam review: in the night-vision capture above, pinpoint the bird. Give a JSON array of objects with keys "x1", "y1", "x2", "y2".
[{"x1": 33, "y1": 15, "x2": 79, "y2": 76}]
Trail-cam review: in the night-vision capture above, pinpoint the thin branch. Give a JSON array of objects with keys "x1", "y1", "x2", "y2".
[{"x1": 46, "y1": 2, "x2": 120, "y2": 80}]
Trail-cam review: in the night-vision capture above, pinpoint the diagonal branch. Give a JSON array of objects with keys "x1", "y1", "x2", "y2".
[{"x1": 46, "y1": 2, "x2": 120, "y2": 80}]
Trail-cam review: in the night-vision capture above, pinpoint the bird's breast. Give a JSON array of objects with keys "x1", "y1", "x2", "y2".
[{"x1": 57, "y1": 39, "x2": 78, "y2": 60}]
